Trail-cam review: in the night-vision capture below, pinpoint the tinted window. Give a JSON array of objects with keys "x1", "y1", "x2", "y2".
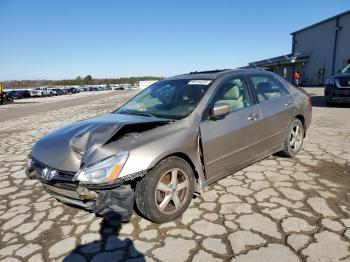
[
  {"x1": 250, "y1": 75, "x2": 289, "y2": 102},
  {"x1": 211, "y1": 77, "x2": 252, "y2": 113}
]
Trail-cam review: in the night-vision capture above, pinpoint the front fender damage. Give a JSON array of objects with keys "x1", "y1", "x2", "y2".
[
  {"x1": 78, "y1": 170, "x2": 148, "y2": 221},
  {"x1": 91, "y1": 185, "x2": 135, "y2": 221}
]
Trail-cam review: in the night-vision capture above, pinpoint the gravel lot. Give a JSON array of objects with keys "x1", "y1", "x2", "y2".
[
  {"x1": 0, "y1": 91, "x2": 118, "y2": 122},
  {"x1": 0, "y1": 88, "x2": 349, "y2": 262}
]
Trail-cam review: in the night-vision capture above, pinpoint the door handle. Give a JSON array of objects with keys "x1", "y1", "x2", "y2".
[
  {"x1": 285, "y1": 101, "x2": 294, "y2": 107},
  {"x1": 248, "y1": 113, "x2": 259, "y2": 121}
]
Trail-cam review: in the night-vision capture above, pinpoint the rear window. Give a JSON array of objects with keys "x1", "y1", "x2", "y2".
[{"x1": 250, "y1": 75, "x2": 289, "y2": 102}]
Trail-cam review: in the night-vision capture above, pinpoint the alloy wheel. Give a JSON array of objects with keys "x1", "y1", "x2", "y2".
[
  {"x1": 155, "y1": 168, "x2": 189, "y2": 214},
  {"x1": 290, "y1": 124, "x2": 303, "y2": 151}
]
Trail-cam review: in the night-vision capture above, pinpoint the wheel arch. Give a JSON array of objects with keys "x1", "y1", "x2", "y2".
[{"x1": 148, "y1": 152, "x2": 204, "y2": 194}]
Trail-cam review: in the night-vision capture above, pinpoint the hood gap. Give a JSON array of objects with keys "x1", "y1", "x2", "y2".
[{"x1": 104, "y1": 122, "x2": 170, "y2": 145}]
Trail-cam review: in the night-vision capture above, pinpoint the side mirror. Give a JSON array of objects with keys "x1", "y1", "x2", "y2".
[{"x1": 211, "y1": 102, "x2": 230, "y2": 119}]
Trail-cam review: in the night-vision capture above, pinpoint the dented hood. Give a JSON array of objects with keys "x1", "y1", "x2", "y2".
[{"x1": 31, "y1": 113, "x2": 170, "y2": 172}]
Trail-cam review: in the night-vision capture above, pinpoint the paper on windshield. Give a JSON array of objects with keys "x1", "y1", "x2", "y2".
[{"x1": 188, "y1": 80, "x2": 212, "y2": 85}]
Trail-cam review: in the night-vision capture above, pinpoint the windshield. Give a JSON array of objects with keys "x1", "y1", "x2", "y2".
[
  {"x1": 116, "y1": 79, "x2": 211, "y2": 119},
  {"x1": 341, "y1": 64, "x2": 350, "y2": 74}
]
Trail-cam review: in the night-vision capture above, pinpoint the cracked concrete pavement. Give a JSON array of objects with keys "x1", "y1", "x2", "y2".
[{"x1": 0, "y1": 88, "x2": 349, "y2": 262}]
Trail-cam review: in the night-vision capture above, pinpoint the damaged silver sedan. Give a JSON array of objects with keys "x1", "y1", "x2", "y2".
[{"x1": 26, "y1": 69, "x2": 312, "y2": 223}]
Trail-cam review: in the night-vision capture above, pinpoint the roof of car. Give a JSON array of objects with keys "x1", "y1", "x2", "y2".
[{"x1": 166, "y1": 68, "x2": 272, "y2": 81}]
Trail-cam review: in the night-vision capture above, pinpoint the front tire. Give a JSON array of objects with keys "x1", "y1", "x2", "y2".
[
  {"x1": 279, "y1": 118, "x2": 304, "y2": 157},
  {"x1": 135, "y1": 156, "x2": 194, "y2": 223}
]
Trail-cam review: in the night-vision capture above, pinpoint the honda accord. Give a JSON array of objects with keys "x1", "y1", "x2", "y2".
[{"x1": 26, "y1": 69, "x2": 312, "y2": 223}]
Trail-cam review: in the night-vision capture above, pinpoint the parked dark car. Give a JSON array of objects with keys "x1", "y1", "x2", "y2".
[
  {"x1": 89, "y1": 86, "x2": 98, "y2": 91},
  {"x1": 67, "y1": 87, "x2": 80, "y2": 94},
  {"x1": 8, "y1": 91, "x2": 22, "y2": 99},
  {"x1": 325, "y1": 64, "x2": 350, "y2": 106},
  {"x1": 53, "y1": 88, "x2": 65, "y2": 95},
  {"x1": 10, "y1": 90, "x2": 31, "y2": 99},
  {"x1": 61, "y1": 88, "x2": 69, "y2": 95},
  {"x1": 22, "y1": 90, "x2": 32, "y2": 98},
  {"x1": 26, "y1": 69, "x2": 312, "y2": 223}
]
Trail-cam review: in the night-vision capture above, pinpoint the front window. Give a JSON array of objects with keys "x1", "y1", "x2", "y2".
[
  {"x1": 341, "y1": 64, "x2": 350, "y2": 74},
  {"x1": 116, "y1": 79, "x2": 211, "y2": 119},
  {"x1": 211, "y1": 77, "x2": 252, "y2": 113}
]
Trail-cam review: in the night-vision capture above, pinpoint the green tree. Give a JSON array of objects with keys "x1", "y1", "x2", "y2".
[{"x1": 84, "y1": 75, "x2": 93, "y2": 84}]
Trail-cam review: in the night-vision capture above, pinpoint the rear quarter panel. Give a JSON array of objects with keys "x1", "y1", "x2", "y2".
[{"x1": 276, "y1": 76, "x2": 312, "y2": 131}]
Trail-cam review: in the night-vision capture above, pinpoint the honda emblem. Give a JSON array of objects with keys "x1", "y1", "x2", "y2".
[{"x1": 41, "y1": 168, "x2": 57, "y2": 181}]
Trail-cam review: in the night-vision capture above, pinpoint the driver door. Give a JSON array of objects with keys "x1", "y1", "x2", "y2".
[{"x1": 199, "y1": 76, "x2": 263, "y2": 182}]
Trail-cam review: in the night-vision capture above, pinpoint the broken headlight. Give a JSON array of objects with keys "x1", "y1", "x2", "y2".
[{"x1": 74, "y1": 152, "x2": 129, "y2": 184}]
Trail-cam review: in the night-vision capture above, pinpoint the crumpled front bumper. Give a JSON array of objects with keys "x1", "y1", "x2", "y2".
[{"x1": 26, "y1": 166, "x2": 135, "y2": 221}]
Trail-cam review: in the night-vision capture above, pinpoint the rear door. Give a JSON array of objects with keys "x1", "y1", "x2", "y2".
[
  {"x1": 200, "y1": 76, "x2": 263, "y2": 182},
  {"x1": 248, "y1": 74, "x2": 296, "y2": 151}
]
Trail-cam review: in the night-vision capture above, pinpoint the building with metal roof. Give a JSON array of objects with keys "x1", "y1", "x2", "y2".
[{"x1": 247, "y1": 10, "x2": 350, "y2": 86}]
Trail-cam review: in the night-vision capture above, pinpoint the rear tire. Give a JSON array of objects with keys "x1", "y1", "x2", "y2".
[
  {"x1": 279, "y1": 118, "x2": 304, "y2": 158},
  {"x1": 135, "y1": 156, "x2": 194, "y2": 223}
]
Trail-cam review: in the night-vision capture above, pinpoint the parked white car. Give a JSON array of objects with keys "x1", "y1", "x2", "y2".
[
  {"x1": 33, "y1": 87, "x2": 53, "y2": 97},
  {"x1": 48, "y1": 88, "x2": 58, "y2": 96},
  {"x1": 28, "y1": 89, "x2": 40, "y2": 97}
]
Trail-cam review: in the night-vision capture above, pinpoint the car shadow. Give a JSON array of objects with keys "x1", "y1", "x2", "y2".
[
  {"x1": 63, "y1": 211, "x2": 145, "y2": 261},
  {"x1": 311, "y1": 95, "x2": 350, "y2": 108}
]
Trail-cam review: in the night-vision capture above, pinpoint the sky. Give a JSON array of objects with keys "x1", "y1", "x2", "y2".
[{"x1": 0, "y1": 0, "x2": 349, "y2": 80}]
